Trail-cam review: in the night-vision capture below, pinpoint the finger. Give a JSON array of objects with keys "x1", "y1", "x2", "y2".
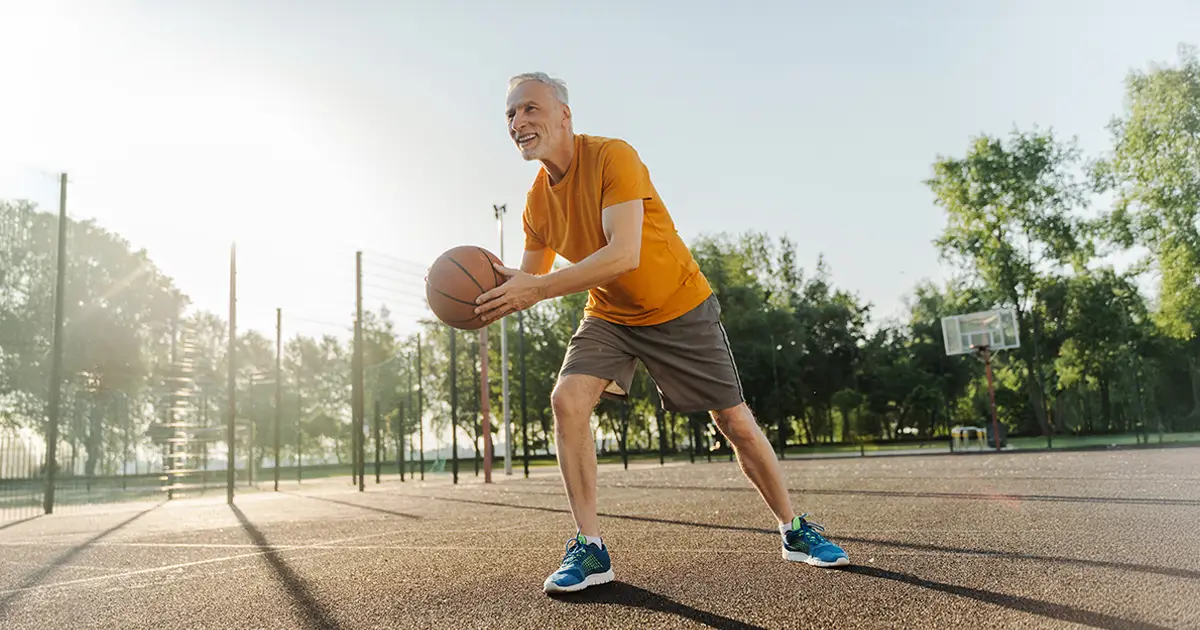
[
  {"x1": 481, "y1": 296, "x2": 520, "y2": 321},
  {"x1": 475, "y1": 285, "x2": 507, "y2": 305},
  {"x1": 475, "y1": 295, "x2": 510, "y2": 317},
  {"x1": 493, "y1": 263, "x2": 519, "y2": 277},
  {"x1": 483, "y1": 303, "x2": 515, "y2": 323}
]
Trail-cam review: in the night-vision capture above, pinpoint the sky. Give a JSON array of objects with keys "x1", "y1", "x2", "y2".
[{"x1": 1, "y1": 0, "x2": 1197, "y2": 343}]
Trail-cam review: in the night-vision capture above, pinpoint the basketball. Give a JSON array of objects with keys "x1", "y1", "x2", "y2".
[{"x1": 425, "y1": 245, "x2": 506, "y2": 330}]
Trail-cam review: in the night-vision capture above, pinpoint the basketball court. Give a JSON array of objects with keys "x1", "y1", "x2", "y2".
[{"x1": 1, "y1": 445, "x2": 1196, "y2": 629}]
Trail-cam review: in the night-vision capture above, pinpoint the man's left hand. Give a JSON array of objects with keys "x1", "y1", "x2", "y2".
[{"x1": 474, "y1": 264, "x2": 546, "y2": 323}]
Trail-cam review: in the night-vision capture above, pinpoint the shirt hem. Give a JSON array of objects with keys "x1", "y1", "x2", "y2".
[{"x1": 582, "y1": 284, "x2": 713, "y2": 327}]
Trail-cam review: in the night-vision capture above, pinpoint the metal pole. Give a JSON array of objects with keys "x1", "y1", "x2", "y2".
[
  {"x1": 473, "y1": 339, "x2": 480, "y2": 477},
  {"x1": 688, "y1": 415, "x2": 696, "y2": 463},
  {"x1": 657, "y1": 405, "x2": 666, "y2": 466},
  {"x1": 417, "y1": 334, "x2": 424, "y2": 481},
  {"x1": 404, "y1": 352, "x2": 412, "y2": 481},
  {"x1": 354, "y1": 252, "x2": 365, "y2": 491},
  {"x1": 296, "y1": 392, "x2": 303, "y2": 483},
  {"x1": 374, "y1": 398, "x2": 381, "y2": 483},
  {"x1": 43, "y1": 173, "x2": 68, "y2": 514},
  {"x1": 397, "y1": 399, "x2": 405, "y2": 481},
  {"x1": 620, "y1": 403, "x2": 629, "y2": 470},
  {"x1": 274, "y1": 308, "x2": 282, "y2": 492},
  {"x1": 226, "y1": 243, "x2": 237, "y2": 504},
  {"x1": 519, "y1": 311, "x2": 529, "y2": 478},
  {"x1": 450, "y1": 328, "x2": 459, "y2": 484},
  {"x1": 495, "y1": 204, "x2": 512, "y2": 475},
  {"x1": 479, "y1": 329, "x2": 492, "y2": 483},
  {"x1": 984, "y1": 347, "x2": 1000, "y2": 452}
]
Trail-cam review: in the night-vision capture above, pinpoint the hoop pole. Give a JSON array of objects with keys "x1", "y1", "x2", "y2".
[{"x1": 982, "y1": 346, "x2": 1000, "y2": 452}]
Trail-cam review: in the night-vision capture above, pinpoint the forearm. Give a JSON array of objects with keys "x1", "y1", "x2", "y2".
[{"x1": 538, "y1": 245, "x2": 637, "y2": 300}]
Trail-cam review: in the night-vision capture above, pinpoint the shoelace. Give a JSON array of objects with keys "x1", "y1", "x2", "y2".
[
  {"x1": 560, "y1": 537, "x2": 590, "y2": 566},
  {"x1": 794, "y1": 513, "x2": 829, "y2": 546}
]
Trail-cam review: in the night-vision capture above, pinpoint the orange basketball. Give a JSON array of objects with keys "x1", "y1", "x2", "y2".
[{"x1": 425, "y1": 245, "x2": 506, "y2": 330}]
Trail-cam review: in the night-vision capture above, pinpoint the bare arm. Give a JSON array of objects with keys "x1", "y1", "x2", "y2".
[
  {"x1": 536, "y1": 198, "x2": 644, "y2": 299},
  {"x1": 521, "y1": 246, "x2": 556, "y2": 276},
  {"x1": 474, "y1": 199, "x2": 644, "y2": 323}
]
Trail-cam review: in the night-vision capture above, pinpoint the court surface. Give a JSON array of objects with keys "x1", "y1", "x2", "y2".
[{"x1": 1, "y1": 447, "x2": 1198, "y2": 629}]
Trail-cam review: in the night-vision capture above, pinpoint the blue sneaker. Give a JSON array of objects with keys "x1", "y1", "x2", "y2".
[
  {"x1": 543, "y1": 533, "x2": 614, "y2": 594},
  {"x1": 782, "y1": 514, "x2": 850, "y2": 567}
]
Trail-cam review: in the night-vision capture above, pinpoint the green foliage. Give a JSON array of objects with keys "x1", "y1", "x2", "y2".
[
  {"x1": 1093, "y1": 43, "x2": 1200, "y2": 422},
  {"x1": 926, "y1": 128, "x2": 1095, "y2": 435},
  {"x1": 5, "y1": 44, "x2": 1200, "y2": 474}
]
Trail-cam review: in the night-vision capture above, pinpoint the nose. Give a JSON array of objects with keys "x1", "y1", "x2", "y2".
[{"x1": 510, "y1": 111, "x2": 527, "y2": 135}]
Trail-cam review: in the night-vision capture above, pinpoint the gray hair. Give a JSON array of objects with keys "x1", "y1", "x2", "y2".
[{"x1": 507, "y1": 72, "x2": 569, "y2": 105}]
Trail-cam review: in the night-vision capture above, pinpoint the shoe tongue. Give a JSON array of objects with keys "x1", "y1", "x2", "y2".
[
  {"x1": 791, "y1": 515, "x2": 803, "y2": 530},
  {"x1": 575, "y1": 533, "x2": 587, "y2": 546}
]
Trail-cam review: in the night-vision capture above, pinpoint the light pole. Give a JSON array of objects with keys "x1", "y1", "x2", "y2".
[{"x1": 494, "y1": 203, "x2": 513, "y2": 475}]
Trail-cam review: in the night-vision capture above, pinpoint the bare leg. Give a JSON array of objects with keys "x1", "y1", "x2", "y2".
[
  {"x1": 712, "y1": 402, "x2": 794, "y2": 524},
  {"x1": 551, "y1": 374, "x2": 609, "y2": 537}
]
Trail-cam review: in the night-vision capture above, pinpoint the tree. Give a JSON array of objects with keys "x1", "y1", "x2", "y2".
[
  {"x1": 1054, "y1": 268, "x2": 1148, "y2": 432},
  {"x1": 926, "y1": 129, "x2": 1093, "y2": 436},
  {"x1": 1094, "y1": 44, "x2": 1200, "y2": 424}
]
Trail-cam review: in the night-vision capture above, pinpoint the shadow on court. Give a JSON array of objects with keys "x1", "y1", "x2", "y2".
[
  {"x1": 844, "y1": 566, "x2": 1175, "y2": 630},
  {"x1": 0, "y1": 448, "x2": 1194, "y2": 629},
  {"x1": 418, "y1": 494, "x2": 1200, "y2": 582},
  {"x1": 0, "y1": 501, "x2": 163, "y2": 617},
  {"x1": 231, "y1": 505, "x2": 343, "y2": 630},
  {"x1": 0, "y1": 515, "x2": 40, "y2": 533},
  {"x1": 283, "y1": 492, "x2": 422, "y2": 520},
  {"x1": 555, "y1": 581, "x2": 768, "y2": 630},
  {"x1": 596, "y1": 483, "x2": 1200, "y2": 508}
]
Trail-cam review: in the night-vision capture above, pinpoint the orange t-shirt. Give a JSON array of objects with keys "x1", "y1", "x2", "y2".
[{"x1": 522, "y1": 133, "x2": 712, "y2": 326}]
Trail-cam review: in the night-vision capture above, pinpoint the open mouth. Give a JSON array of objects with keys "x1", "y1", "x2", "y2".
[{"x1": 517, "y1": 133, "x2": 537, "y2": 148}]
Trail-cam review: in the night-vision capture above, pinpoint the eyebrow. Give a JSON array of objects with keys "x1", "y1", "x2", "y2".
[{"x1": 506, "y1": 99, "x2": 535, "y2": 117}]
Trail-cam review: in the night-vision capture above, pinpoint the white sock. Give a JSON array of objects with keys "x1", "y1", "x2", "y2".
[
  {"x1": 584, "y1": 535, "x2": 603, "y2": 549},
  {"x1": 779, "y1": 519, "x2": 794, "y2": 541}
]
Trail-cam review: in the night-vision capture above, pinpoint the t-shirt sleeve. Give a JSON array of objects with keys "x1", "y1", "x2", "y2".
[
  {"x1": 522, "y1": 196, "x2": 545, "y2": 251},
  {"x1": 600, "y1": 140, "x2": 654, "y2": 210}
]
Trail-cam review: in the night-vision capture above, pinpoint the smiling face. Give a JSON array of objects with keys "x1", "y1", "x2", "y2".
[{"x1": 505, "y1": 79, "x2": 572, "y2": 162}]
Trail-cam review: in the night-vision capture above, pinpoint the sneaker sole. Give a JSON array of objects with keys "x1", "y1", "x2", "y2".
[
  {"x1": 543, "y1": 568, "x2": 615, "y2": 594},
  {"x1": 783, "y1": 548, "x2": 850, "y2": 568}
]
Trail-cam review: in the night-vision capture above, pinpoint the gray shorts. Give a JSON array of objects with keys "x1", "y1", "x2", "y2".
[{"x1": 558, "y1": 293, "x2": 745, "y2": 413}]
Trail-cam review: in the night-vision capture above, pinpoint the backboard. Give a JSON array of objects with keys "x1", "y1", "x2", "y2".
[{"x1": 941, "y1": 308, "x2": 1020, "y2": 356}]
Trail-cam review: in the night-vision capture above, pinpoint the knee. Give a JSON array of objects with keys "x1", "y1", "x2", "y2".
[
  {"x1": 711, "y1": 404, "x2": 758, "y2": 442},
  {"x1": 551, "y1": 377, "x2": 600, "y2": 429}
]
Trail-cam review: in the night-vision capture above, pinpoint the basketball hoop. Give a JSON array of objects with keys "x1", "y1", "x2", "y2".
[{"x1": 941, "y1": 308, "x2": 1020, "y2": 453}]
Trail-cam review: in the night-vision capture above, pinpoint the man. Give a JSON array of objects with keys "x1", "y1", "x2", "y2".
[{"x1": 474, "y1": 72, "x2": 850, "y2": 595}]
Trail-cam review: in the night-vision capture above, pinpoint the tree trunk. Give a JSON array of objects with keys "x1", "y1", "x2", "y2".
[
  {"x1": 1099, "y1": 376, "x2": 1113, "y2": 432},
  {"x1": 1023, "y1": 365, "x2": 1051, "y2": 435},
  {"x1": 800, "y1": 411, "x2": 815, "y2": 446},
  {"x1": 1188, "y1": 354, "x2": 1200, "y2": 425},
  {"x1": 85, "y1": 395, "x2": 104, "y2": 479}
]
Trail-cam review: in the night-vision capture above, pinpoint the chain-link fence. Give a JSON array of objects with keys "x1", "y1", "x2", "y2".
[{"x1": 4, "y1": 169, "x2": 1200, "y2": 523}]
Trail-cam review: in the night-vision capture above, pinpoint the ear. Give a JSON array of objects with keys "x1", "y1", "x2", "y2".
[{"x1": 562, "y1": 104, "x2": 572, "y2": 126}]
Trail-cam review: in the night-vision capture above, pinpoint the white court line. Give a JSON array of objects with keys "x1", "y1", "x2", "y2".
[
  {"x1": 0, "y1": 542, "x2": 281, "y2": 549},
  {"x1": 0, "y1": 528, "x2": 409, "y2": 596},
  {"x1": 0, "y1": 525, "x2": 534, "y2": 549},
  {"x1": 0, "y1": 543, "x2": 940, "y2": 555}
]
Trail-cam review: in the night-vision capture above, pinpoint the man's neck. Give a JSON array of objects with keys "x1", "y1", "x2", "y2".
[{"x1": 540, "y1": 134, "x2": 576, "y2": 185}]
